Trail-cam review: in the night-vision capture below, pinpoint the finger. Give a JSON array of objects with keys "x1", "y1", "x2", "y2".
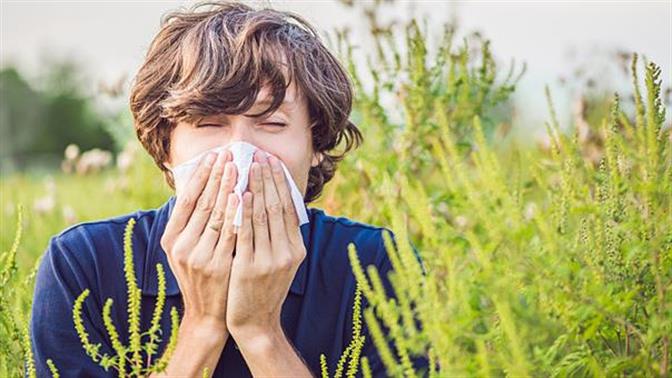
[
  {"x1": 199, "y1": 151, "x2": 234, "y2": 250},
  {"x1": 235, "y1": 191, "x2": 254, "y2": 263},
  {"x1": 268, "y1": 154, "x2": 301, "y2": 243},
  {"x1": 212, "y1": 192, "x2": 238, "y2": 267},
  {"x1": 249, "y1": 159, "x2": 271, "y2": 259},
  {"x1": 220, "y1": 154, "x2": 238, "y2": 196},
  {"x1": 259, "y1": 154, "x2": 289, "y2": 250},
  {"x1": 163, "y1": 151, "x2": 217, "y2": 246},
  {"x1": 182, "y1": 150, "x2": 227, "y2": 243}
]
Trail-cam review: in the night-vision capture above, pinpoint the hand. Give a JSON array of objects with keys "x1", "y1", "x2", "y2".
[
  {"x1": 226, "y1": 151, "x2": 307, "y2": 339},
  {"x1": 160, "y1": 149, "x2": 239, "y2": 330}
]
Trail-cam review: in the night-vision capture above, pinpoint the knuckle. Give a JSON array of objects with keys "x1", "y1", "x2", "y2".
[
  {"x1": 221, "y1": 230, "x2": 236, "y2": 244},
  {"x1": 277, "y1": 256, "x2": 293, "y2": 270},
  {"x1": 171, "y1": 238, "x2": 186, "y2": 253},
  {"x1": 159, "y1": 236, "x2": 170, "y2": 251},
  {"x1": 266, "y1": 201, "x2": 283, "y2": 215},
  {"x1": 210, "y1": 208, "x2": 225, "y2": 222},
  {"x1": 294, "y1": 254, "x2": 305, "y2": 267},
  {"x1": 178, "y1": 195, "x2": 196, "y2": 210},
  {"x1": 188, "y1": 257, "x2": 207, "y2": 272},
  {"x1": 252, "y1": 210, "x2": 267, "y2": 226},
  {"x1": 174, "y1": 252, "x2": 188, "y2": 267},
  {"x1": 197, "y1": 165, "x2": 211, "y2": 180},
  {"x1": 201, "y1": 266, "x2": 218, "y2": 279},
  {"x1": 209, "y1": 168, "x2": 224, "y2": 183},
  {"x1": 257, "y1": 262, "x2": 273, "y2": 276},
  {"x1": 196, "y1": 198, "x2": 215, "y2": 213},
  {"x1": 272, "y1": 169, "x2": 284, "y2": 180},
  {"x1": 295, "y1": 247, "x2": 307, "y2": 261}
]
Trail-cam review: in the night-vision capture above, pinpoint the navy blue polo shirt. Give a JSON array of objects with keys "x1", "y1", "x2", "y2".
[{"x1": 29, "y1": 195, "x2": 428, "y2": 377}]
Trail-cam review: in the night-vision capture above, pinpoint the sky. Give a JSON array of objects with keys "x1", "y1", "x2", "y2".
[{"x1": 1, "y1": 0, "x2": 670, "y2": 137}]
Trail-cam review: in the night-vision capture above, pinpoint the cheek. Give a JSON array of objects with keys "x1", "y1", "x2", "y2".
[
  {"x1": 168, "y1": 127, "x2": 222, "y2": 166},
  {"x1": 168, "y1": 127, "x2": 198, "y2": 165}
]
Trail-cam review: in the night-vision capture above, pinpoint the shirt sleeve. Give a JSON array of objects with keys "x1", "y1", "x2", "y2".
[
  {"x1": 356, "y1": 229, "x2": 429, "y2": 378},
  {"x1": 27, "y1": 234, "x2": 116, "y2": 377}
]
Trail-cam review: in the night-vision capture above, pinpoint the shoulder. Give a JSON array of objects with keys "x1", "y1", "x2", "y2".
[
  {"x1": 50, "y1": 206, "x2": 158, "y2": 255},
  {"x1": 307, "y1": 207, "x2": 425, "y2": 277},
  {"x1": 307, "y1": 208, "x2": 393, "y2": 272},
  {"x1": 42, "y1": 206, "x2": 162, "y2": 294}
]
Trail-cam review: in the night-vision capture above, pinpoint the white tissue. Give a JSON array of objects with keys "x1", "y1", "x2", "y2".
[{"x1": 170, "y1": 141, "x2": 309, "y2": 230}]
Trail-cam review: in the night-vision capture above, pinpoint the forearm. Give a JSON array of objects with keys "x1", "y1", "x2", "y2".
[
  {"x1": 149, "y1": 317, "x2": 229, "y2": 377},
  {"x1": 233, "y1": 325, "x2": 314, "y2": 377}
]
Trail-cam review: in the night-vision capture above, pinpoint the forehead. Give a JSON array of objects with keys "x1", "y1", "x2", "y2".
[
  {"x1": 199, "y1": 81, "x2": 303, "y2": 122},
  {"x1": 253, "y1": 79, "x2": 301, "y2": 108},
  {"x1": 255, "y1": 58, "x2": 303, "y2": 108}
]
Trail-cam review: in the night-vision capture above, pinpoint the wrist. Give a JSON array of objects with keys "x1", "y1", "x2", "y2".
[
  {"x1": 180, "y1": 315, "x2": 229, "y2": 344},
  {"x1": 231, "y1": 322, "x2": 285, "y2": 354}
]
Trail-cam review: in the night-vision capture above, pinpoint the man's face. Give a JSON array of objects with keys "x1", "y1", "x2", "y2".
[{"x1": 164, "y1": 82, "x2": 320, "y2": 197}]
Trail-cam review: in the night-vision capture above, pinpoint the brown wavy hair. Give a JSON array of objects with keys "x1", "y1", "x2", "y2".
[{"x1": 129, "y1": 1, "x2": 362, "y2": 203}]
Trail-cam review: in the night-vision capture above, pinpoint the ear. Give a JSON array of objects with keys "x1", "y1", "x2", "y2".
[{"x1": 311, "y1": 152, "x2": 324, "y2": 168}]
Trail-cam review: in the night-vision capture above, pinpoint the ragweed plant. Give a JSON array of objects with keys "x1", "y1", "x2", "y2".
[
  {"x1": 71, "y1": 218, "x2": 179, "y2": 377},
  {"x1": 345, "y1": 54, "x2": 670, "y2": 377},
  {"x1": 0, "y1": 205, "x2": 35, "y2": 378},
  {"x1": 319, "y1": 284, "x2": 367, "y2": 378},
  {"x1": 323, "y1": 12, "x2": 524, "y2": 225}
]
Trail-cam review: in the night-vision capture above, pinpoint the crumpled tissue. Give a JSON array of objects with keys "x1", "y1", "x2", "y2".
[{"x1": 169, "y1": 141, "x2": 309, "y2": 230}]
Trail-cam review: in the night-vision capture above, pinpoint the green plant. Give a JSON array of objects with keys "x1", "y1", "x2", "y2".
[
  {"x1": 322, "y1": 11, "x2": 523, "y2": 226},
  {"x1": 346, "y1": 54, "x2": 670, "y2": 377},
  {"x1": 320, "y1": 284, "x2": 367, "y2": 378},
  {"x1": 0, "y1": 205, "x2": 35, "y2": 377},
  {"x1": 71, "y1": 218, "x2": 179, "y2": 377}
]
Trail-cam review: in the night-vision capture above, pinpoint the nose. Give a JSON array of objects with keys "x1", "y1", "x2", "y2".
[{"x1": 228, "y1": 116, "x2": 256, "y2": 146}]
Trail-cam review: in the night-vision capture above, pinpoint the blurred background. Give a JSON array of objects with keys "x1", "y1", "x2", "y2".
[{"x1": 1, "y1": 0, "x2": 670, "y2": 176}]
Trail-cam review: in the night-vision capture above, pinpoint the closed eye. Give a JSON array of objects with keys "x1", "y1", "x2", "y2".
[{"x1": 196, "y1": 123, "x2": 286, "y2": 128}]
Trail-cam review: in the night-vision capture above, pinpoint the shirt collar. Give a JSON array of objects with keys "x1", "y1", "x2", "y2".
[{"x1": 141, "y1": 195, "x2": 313, "y2": 297}]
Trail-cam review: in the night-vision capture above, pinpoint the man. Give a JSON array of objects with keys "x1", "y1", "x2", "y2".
[{"x1": 29, "y1": 1, "x2": 427, "y2": 376}]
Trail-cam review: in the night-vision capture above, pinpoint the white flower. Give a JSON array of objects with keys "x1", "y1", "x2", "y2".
[
  {"x1": 34, "y1": 195, "x2": 55, "y2": 215},
  {"x1": 62, "y1": 205, "x2": 77, "y2": 224},
  {"x1": 524, "y1": 202, "x2": 537, "y2": 221},
  {"x1": 64, "y1": 144, "x2": 80, "y2": 161}
]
